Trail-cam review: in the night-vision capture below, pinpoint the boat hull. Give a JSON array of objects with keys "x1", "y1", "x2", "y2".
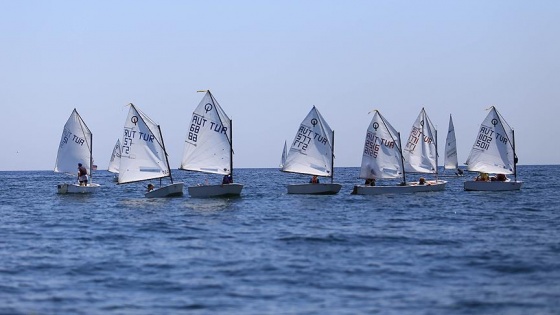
[
  {"x1": 145, "y1": 182, "x2": 184, "y2": 198},
  {"x1": 352, "y1": 180, "x2": 447, "y2": 195},
  {"x1": 188, "y1": 183, "x2": 244, "y2": 198},
  {"x1": 464, "y1": 180, "x2": 522, "y2": 191},
  {"x1": 287, "y1": 183, "x2": 342, "y2": 195},
  {"x1": 57, "y1": 183, "x2": 101, "y2": 194}
]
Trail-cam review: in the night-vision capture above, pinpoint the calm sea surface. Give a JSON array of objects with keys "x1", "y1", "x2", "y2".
[{"x1": 1, "y1": 166, "x2": 559, "y2": 314}]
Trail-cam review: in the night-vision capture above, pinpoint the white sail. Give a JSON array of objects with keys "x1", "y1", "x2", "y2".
[
  {"x1": 180, "y1": 91, "x2": 232, "y2": 175},
  {"x1": 403, "y1": 108, "x2": 437, "y2": 173},
  {"x1": 280, "y1": 141, "x2": 287, "y2": 168},
  {"x1": 54, "y1": 109, "x2": 93, "y2": 175},
  {"x1": 444, "y1": 114, "x2": 458, "y2": 170},
  {"x1": 108, "y1": 139, "x2": 121, "y2": 174},
  {"x1": 359, "y1": 110, "x2": 403, "y2": 179},
  {"x1": 465, "y1": 106, "x2": 516, "y2": 174},
  {"x1": 282, "y1": 106, "x2": 334, "y2": 177},
  {"x1": 118, "y1": 104, "x2": 170, "y2": 184}
]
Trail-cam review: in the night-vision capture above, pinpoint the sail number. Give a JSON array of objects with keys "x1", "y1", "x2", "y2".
[
  {"x1": 59, "y1": 128, "x2": 86, "y2": 148},
  {"x1": 122, "y1": 128, "x2": 135, "y2": 155},
  {"x1": 364, "y1": 132, "x2": 395, "y2": 158},
  {"x1": 59, "y1": 129, "x2": 71, "y2": 148},
  {"x1": 475, "y1": 126, "x2": 508, "y2": 151},
  {"x1": 188, "y1": 114, "x2": 206, "y2": 143},
  {"x1": 188, "y1": 124, "x2": 200, "y2": 142},
  {"x1": 188, "y1": 114, "x2": 228, "y2": 144},
  {"x1": 405, "y1": 126, "x2": 432, "y2": 152},
  {"x1": 475, "y1": 126, "x2": 494, "y2": 150},
  {"x1": 292, "y1": 125, "x2": 328, "y2": 151}
]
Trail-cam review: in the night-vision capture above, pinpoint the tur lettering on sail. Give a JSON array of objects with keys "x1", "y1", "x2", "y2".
[
  {"x1": 122, "y1": 128, "x2": 156, "y2": 156},
  {"x1": 405, "y1": 125, "x2": 433, "y2": 152},
  {"x1": 293, "y1": 124, "x2": 328, "y2": 152},
  {"x1": 187, "y1": 112, "x2": 227, "y2": 145},
  {"x1": 364, "y1": 132, "x2": 395, "y2": 158},
  {"x1": 59, "y1": 128, "x2": 86, "y2": 148},
  {"x1": 475, "y1": 125, "x2": 508, "y2": 151}
]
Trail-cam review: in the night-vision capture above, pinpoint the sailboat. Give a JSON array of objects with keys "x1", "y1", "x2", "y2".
[
  {"x1": 281, "y1": 106, "x2": 341, "y2": 194},
  {"x1": 402, "y1": 108, "x2": 447, "y2": 190},
  {"x1": 118, "y1": 103, "x2": 184, "y2": 198},
  {"x1": 443, "y1": 114, "x2": 462, "y2": 176},
  {"x1": 180, "y1": 90, "x2": 243, "y2": 197},
  {"x1": 352, "y1": 109, "x2": 445, "y2": 195},
  {"x1": 107, "y1": 139, "x2": 121, "y2": 182},
  {"x1": 464, "y1": 106, "x2": 522, "y2": 191},
  {"x1": 54, "y1": 109, "x2": 100, "y2": 194},
  {"x1": 279, "y1": 141, "x2": 287, "y2": 168}
]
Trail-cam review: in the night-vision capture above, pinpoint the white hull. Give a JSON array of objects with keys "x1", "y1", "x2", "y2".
[
  {"x1": 352, "y1": 180, "x2": 447, "y2": 195},
  {"x1": 287, "y1": 183, "x2": 342, "y2": 195},
  {"x1": 188, "y1": 183, "x2": 244, "y2": 198},
  {"x1": 464, "y1": 180, "x2": 522, "y2": 191},
  {"x1": 57, "y1": 183, "x2": 101, "y2": 194},
  {"x1": 145, "y1": 182, "x2": 184, "y2": 198}
]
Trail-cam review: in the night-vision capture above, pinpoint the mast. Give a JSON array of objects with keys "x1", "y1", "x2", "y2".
[
  {"x1": 158, "y1": 125, "x2": 174, "y2": 184},
  {"x1": 230, "y1": 118, "x2": 234, "y2": 182},
  {"x1": 398, "y1": 132, "x2": 406, "y2": 185},
  {"x1": 89, "y1": 130, "x2": 93, "y2": 184},
  {"x1": 330, "y1": 130, "x2": 335, "y2": 183},
  {"x1": 512, "y1": 129, "x2": 517, "y2": 182},
  {"x1": 208, "y1": 89, "x2": 233, "y2": 180},
  {"x1": 435, "y1": 128, "x2": 439, "y2": 181}
]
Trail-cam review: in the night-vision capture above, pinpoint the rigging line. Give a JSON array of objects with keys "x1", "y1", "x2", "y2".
[
  {"x1": 310, "y1": 106, "x2": 335, "y2": 178},
  {"x1": 313, "y1": 107, "x2": 334, "y2": 157},
  {"x1": 422, "y1": 109, "x2": 439, "y2": 173},
  {"x1": 77, "y1": 111, "x2": 93, "y2": 155},
  {"x1": 157, "y1": 125, "x2": 173, "y2": 183},
  {"x1": 494, "y1": 108, "x2": 516, "y2": 152},
  {"x1": 376, "y1": 111, "x2": 403, "y2": 158},
  {"x1": 207, "y1": 91, "x2": 233, "y2": 147}
]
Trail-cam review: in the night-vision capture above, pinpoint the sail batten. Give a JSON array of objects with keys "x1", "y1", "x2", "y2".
[{"x1": 281, "y1": 106, "x2": 334, "y2": 177}]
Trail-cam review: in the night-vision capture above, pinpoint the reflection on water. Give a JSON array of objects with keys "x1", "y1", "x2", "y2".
[{"x1": 187, "y1": 198, "x2": 232, "y2": 213}]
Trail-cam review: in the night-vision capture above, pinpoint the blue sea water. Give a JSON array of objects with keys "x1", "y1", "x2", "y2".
[{"x1": 0, "y1": 165, "x2": 559, "y2": 314}]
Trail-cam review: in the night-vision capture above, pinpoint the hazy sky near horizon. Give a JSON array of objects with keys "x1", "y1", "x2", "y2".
[{"x1": 1, "y1": 1, "x2": 559, "y2": 171}]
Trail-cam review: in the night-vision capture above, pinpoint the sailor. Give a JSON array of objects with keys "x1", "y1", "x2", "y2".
[
  {"x1": 310, "y1": 175, "x2": 319, "y2": 184},
  {"x1": 78, "y1": 163, "x2": 88, "y2": 186}
]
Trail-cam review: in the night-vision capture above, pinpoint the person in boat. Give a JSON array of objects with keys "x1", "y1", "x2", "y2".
[
  {"x1": 77, "y1": 163, "x2": 88, "y2": 186},
  {"x1": 222, "y1": 174, "x2": 232, "y2": 184},
  {"x1": 364, "y1": 178, "x2": 376, "y2": 186},
  {"x1": 310, "y1": 175, "x2": 320, "y2": 184},
  {"x1": 147, "y1": 183, "x2": 155, "y2": 192},
  {"x1": 475, "y1": 172, "x2": 489, "y2": 181},
  {"x1": 455, "y1": 168, "x2": 464, "y2": 176},
  {"x1": 418, "y1": 177, "x2": 426, "y2": 185},
  {"x1": 493, "y1": 173, "x2": 508, "y2": 182}
]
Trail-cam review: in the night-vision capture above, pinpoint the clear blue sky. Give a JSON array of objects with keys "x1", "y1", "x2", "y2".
[{"x1": 1, "y1": 1, "x2": 558, "y2": 171}]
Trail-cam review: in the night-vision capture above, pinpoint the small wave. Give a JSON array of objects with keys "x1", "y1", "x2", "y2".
[{"x1": 276, "y1": 234, "x2": 348, "y2": 243}]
